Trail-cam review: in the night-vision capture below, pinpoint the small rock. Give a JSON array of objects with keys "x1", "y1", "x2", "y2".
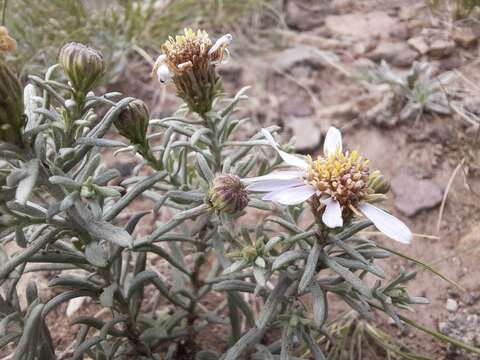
[
  {"x1": 66, "y1": 296, "x2": 87, "y2": 317},
  {"x1": 331, "y1": 0, "x2": 354, "y2": 10},
  {"x1": 399, "y1": 3, "x2": 425, "y2": 21},
  {"x1": 273, "y1": 46, "x2": 327, "y2": 72},
  {"x1": 285, "y1": 0, "x2": 323, "y2": 31},
  {"x1": 280, "y1": 93, "x2": 314, "y2": 118},
  {"x1": 369, "y1": 42, "x2": 419, "y2": 67},
  {"x1": 352, "y1": 42, "x2": 371, "y2": 56},
  {"x1": 286, "y1": 117, "x2": 322, "y2": 152},
  {"x1": 407, "y1": 36, "x2": 429, "y2": 54},
  {"x1": 446, "y1": 298, "x2": 459, "y2": 312},
  {"x1": 391, "y1": 165, "x2": 443, "y2": 217},
  {"x1": 390, "y1": 22, "x2": 410, "y2": 41},
  {"x1": 452, "y1": 27, "x2": 478, "y2": 48},
  {"x1": 428, "y1": 39, "x2": 456, "y2": 58},
  {"x1": 325, "y1": 11, "x2": 397, "y2": 40},
  {"x1": 438, "y1": 54, "x2": 463, "y2": 72}
]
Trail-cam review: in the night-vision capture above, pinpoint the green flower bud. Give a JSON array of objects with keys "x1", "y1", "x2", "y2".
[
  {"x1": 208, "y1": 174, "x2": 249, "y2": 214},
  {"x1": 59, "y1": 42, "x2": 105, "y2": 94},
  {"x1": 367, "y1": 170, "x2": 390, "y2": 194},
  {"x1": 114, "y1": 99, "x2": 150, "y2": 145},
  {"x1": 0, "y1": 61, "x2": 24, "y2": 146},
  {"x1": 242, "y1": 245, "x2": 258, "y2": 262}
]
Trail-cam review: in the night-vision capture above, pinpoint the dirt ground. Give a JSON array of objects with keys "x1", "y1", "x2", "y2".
[{"x1": 5, "y1": 0, "x2": 480, "y2": 358}]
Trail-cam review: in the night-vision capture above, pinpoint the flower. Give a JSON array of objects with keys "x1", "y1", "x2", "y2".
[
  {"x1": 59, "y1": 42, "x2": 105, "y2": 95},
  {"x1": 152, "y1": 28, "x2": 232, "y2": 114},
  {"x1": 114, "y1": 99, "x2": 150, "y2": 146},
  {"x1": 0, "y1": 61, "x2": 24, "y2": 146},
  {"x1": 0, "y1": 27, "x2": 17, "y2": 54},
  {"x1": 243, "y1": 127, "x2": 412, "y2": 244},
  {"x1": 208, "y1": 174, "x2": 249, "y2": 214}
]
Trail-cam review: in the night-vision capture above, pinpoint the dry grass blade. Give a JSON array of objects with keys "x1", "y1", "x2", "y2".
[
  {"x1": 436, "y1": 158, "x2": 465, "y2": 233},
  {"x1": 376, "y1": 244, "x2": 465, "y2": 291}
]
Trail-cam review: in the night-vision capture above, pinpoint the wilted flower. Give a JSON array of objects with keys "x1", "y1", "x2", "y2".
[
  {"x1": 59, "y1": 42, "x2": 105, "y2": 95},
  {"x1": 243, "y1": 127, "x2": 412, "y2": 244},
  {"x1": 114, "y1": 99, "x2": 150, "y2": 146},
  {"x1": 0, "y1": 27, "x2": 17, "y2": 54},
  {"x1": 0, "y1": 61, "x2": 24, "y2": 146},
  {"x1": 152, "y1": 28, "x2": 232, "y2": 114},
  {"x1": 208, "y1": 174, "x2": 249, "y2": 214}
]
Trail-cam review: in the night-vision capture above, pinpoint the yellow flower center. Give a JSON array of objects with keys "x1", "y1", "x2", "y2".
[{"x1": 307, "y1": 150, "x2": 371, "y2": 206}]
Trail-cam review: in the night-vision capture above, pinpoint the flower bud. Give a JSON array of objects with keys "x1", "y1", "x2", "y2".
[
  {"x1": 367, "y1": 170, "x2": 390, "y2": 194},
  {"x1": 208, "y1": 174, "x2": 249, "y2": 214},
  {"x1": 0, "y1": 61, "x2": 24, "y2": 146},
  {"x1": 59, "y1": 42, "x2": 105, "y2": 94},
  {"x1": 114, "y1": 99, "x2": 150, "y2": 146},
  {"x1": 0, "y1": 27, "x2": 17, "y2": 54},
  {"x1": 242, "y1": 246, "x2": 258, "y2": 262}
]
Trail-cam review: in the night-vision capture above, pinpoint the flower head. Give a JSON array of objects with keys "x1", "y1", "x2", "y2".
[
  {"x1": 59, "y1": 42, "x2": 105, "y2": 94},
  {"x1": 0, "y1": 61, "x2": 24, "y2": 146},
  {"x1": 0, "y1": 27, "x2": 17, "y2": 54},
  {"x1": 152, "y1": 28, "x2": 232, "y2": 114},
  {"x1": 307, "y1": 147, "x2": 371, "y2": 208},
  {"x1": 243, "y1": 127, "x2": 412, "y2": 244},
  {"x1": 114, "y1": 99, "x2": 150, "y2": 146},
  {"x1": 208, "y1": 174, "x2": 249, "y2": 214}
]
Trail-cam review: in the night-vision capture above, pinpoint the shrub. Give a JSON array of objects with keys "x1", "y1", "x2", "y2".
[{"x1": 0, "y1": 27, "x2": 466, "y2": 359}]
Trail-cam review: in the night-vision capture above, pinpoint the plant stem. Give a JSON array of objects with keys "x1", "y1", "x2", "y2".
[
  {"x1": 1, "y1": 0, "x2": 7, "y2": 26},
  {"x1": 201, "y1": 113, "x2": 222, "y2": 172},
  {"x1": 138, "y1": 143, "x2": 163, "y2": 171},
  {"x1": 224, "y1": 275, "x2": 293, "y2": 360},
  {"x1": 0, "y1": 228, "x2": 60, "y2": 283}
]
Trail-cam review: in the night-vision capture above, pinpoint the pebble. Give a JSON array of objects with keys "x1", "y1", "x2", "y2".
[
  {"x1": 272, "y1": 45, "x2": 327, "y2": 72},
  {"x1": 446, "y1": 298, "x2": 459, "y2": 312},
  {"x1": 286, "y1": 117, "x2": 322, "y2": 152},
  {"x1": 279, "y1": 92, "x2": 314, "y2": 117},
  {"x1": 325, "y1": 11, "x2": 397, "y2": 40},
  {"x1": 407, "y1": 36, "x2": 429, "y2": 54},
  {"x1": 427, "y1": 39, "x2": 456, "y2": 58},
  {"x1": 285, "y1": 0, "x2": 323, "y2": 31},
  {"x1": 391, "y1": 165, "x2": 443, "y2": 217},
  {"x1": 369, "y1": 41, "x2": 419, "y2": 67},
  {"x1": 452, "y1": 27, "x2": 478, "y2": 48}
]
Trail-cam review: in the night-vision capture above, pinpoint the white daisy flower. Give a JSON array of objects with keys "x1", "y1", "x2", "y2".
[{"x1": 243, "y1": 127, "x2": 412, "y2": 244}]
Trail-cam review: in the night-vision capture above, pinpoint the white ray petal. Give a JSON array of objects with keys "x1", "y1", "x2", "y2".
[
  {"x1": 247, "y1": 178, "x2": 305, "y2": 192},
  {"x1": 323, "y1": 126, "x2": 342, "y2": 156},
  {"x1": 262, "y1": 184, "x2": 316, "y2": 205},
  {"x1": 261, "y1": 129, "x2": 308, "y2": 170},
  {"x1": 156, "y1": 64, "x2": 173, "y2": 83},
  {"x1": 359, "y1": 203, "x2": 412, "y2": 244},
  {"x1": 320, "y1": 197, "x2": 343, "y2": 228},
  {"x1": 208, "y1": 33, "x2": 233, "y2": 56},
  {"x1": 242, "y1": 171, "x2": 304, "y2": 183}
]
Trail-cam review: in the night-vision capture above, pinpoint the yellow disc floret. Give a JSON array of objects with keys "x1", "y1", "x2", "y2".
[{"x1": 307, "y1": 150, "x2": 371, "y2": 206}]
